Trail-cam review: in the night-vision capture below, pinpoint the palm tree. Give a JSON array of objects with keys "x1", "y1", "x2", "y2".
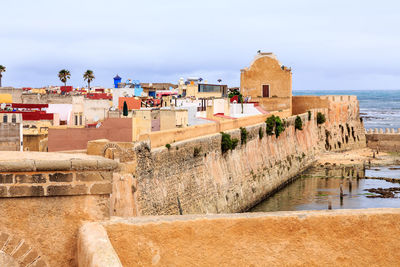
[
  {"x1": 0, "y1": 65, "x2": 6, "y2": 87},
  {"x1": 83, "y1": 70, "x2": 95, "y2": 89},
  {"x1": 58, "y1": 69, "x2": 71, "y2": 86}
]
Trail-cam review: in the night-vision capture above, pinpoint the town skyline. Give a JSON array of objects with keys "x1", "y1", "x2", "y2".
[{"x1": 1, "y1": 0, "x2": 400, "y2": 90}]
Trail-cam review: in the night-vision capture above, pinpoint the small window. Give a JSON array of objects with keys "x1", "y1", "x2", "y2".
[
  {"x1": 3, "y1": 115, "x2": 7, "y2": 123},
  {"x1": 12, "y1": 114, "x2": 16, "y2": 123},
  {"x1": 75, "y1": 115, "x2": 78, "y2": 126},
  {"x1": 79, "y1": 115, "x2": 82, "y2": 125}
]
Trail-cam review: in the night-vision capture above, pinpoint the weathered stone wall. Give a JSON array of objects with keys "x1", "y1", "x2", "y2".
[
  {"x1": 128, "y1": 96, "x2": 365, "y2": 215},
  {"x1": 366, "y1": 128, "x2": 400, "y2": 151},
  {"x1": 0, "y1": 153, "x2": 118, "y2": 266},
  {"x1": 293, "y1": 95, "x2": 366, "y2": 152},
  {"x1": 104, "y1": 209, "x2": 400, "y2": 267}
]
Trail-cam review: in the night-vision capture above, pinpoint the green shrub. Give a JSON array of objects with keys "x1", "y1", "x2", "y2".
[
  {"x1": 266, "y1": 116, "x2": 275, "y2": 136},
  {"x1": 221, "y1": 132, "x2": 239, "y2": 153},
  {"x1": 240, "y1": 127, "x2": 248, "y2": 145},
  {"x1": 295, "y1": 116, "x2": 303, "y2": 131},
  {"x1": 165, "y1": 144, "x2": 171, "y2": 150},
  {"x1": 274, "y1": 116, "x2": 285, "y2": 137},
  {"x1": 265, "y1": 115, "x2": 285, "y2": 137},
  {"x1": 317, "y1": 112, "x2": 326, "y2": 124},
  {"x1": 258, "y1": 127, "x2": 264, "y2": 139},
  {"x1": 193, "y1": 147, "x2": 201, "y2": 157},
  {"x1": 308, "y1": 110, "x2": 311, "y2": 121},
  {"x1": 232, "y1": 138, "x2": 239, "y2": 149}
]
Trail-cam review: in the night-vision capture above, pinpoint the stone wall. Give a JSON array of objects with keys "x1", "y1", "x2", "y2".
[
  {"x1": 0, "y1": 152, "x2": 118, "y2": 266},
  {"x1": 293, "y1": 95, "x2": 366, "y2": 152},
  {"x1": 366, "y1": 128, "x2": 400, "y2": 151},
  {"x1": 124, "y1": 95, "x2": 365, "y2": 216},
  {"x1": 102, "y1": 209, "x2": 400, "y2": 266}
]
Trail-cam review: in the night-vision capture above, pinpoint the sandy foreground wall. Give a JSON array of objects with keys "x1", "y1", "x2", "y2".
[
  {"x1": 78, "y1": 208, "x2": 400, "y2": 266},
  {"x1": 0, "y1": 152, "x2": 118, "y2": 267}
]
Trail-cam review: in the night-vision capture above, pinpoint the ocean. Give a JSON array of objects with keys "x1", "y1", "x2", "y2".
[{"x1": 293, "y1": 90, "x2": 400, "y2": 130}]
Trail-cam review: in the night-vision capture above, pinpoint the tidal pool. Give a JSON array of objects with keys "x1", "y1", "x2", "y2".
[{"x1": 250, "y1": 166, "x2": 400, "y2": 212}]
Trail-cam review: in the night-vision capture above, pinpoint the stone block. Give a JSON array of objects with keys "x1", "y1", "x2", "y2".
[
  {"x1": 97, "y1": 158, "x2": 119, "y2": 170},
  {"x1": 49, "y1": 173, "x2": 73, "y2": 182},
  {"x1": 71, "y1": 159, "x2": 98, "y2": 171},
  {"x1": 9, "y1": 186, "x2": 44, "y2": 197},
  {"x1": 20, "y1": 250, "x2": 39, "y2": 266},
  {"x1": 35, "y1": 160, "x2": 71, "y2": 171},
  {"x1": 0, "y1": 186, "x2": 7, "y2": 197},
  {"x1": 0, "y1": 174, "x2": 13, "y2": 184},
  {"x1": 12, "y1": 242, "x2": 31, "y2": 261},
  {"x1": 76, "y1": 172, "x2": 104, "y2": 182},
  {"x1": 2, "y1": 236, "x2": 20, "y2": 254},
  {"x1": 30, "y1": 259, "x2": 48, "y2": 267},
  {"x1": 90, "y1": 183, "x2": 112, "y2": 195},
  {"x1": 0, "y1": 232, "x2": 9, "y2": 248},
  {"x1": 15, "y1": 174, "x2": 46, "y2": 184},
  {"x1": 47, "y1": 184, "x2": 88, "y2": 196},
  {"x1": 0, "y1": 160, "x2": 35, "y2": 172}
]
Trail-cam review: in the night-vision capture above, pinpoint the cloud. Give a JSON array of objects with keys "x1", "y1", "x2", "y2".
[{"x1": 1, "y1": 0, "x2": 400, "y2": 89}]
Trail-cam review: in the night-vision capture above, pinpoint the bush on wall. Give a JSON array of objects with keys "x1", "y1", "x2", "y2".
[
  {"x1": 317, "y1": 112, "x2": 326, "y2": 125},
  {"x1": 295, "y1": 116, "x2": 303, "y2": 131},
  {"x1": 258, "y1": 127, "x2": 264, "y2": 139},
  {"x1": 265, "y1": 115, "x2": 285, "y2": 138},
  {"x1": 240, "y1": 127, "x2": 248, "y2": 145},
  {"x1": 221, "y1": 132, "x2": 239, "y2": 153}
]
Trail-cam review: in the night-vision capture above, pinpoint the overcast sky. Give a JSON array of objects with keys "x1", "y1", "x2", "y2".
[{"x1": 1, "y1": 0, "x2": 400, "y2": 90}]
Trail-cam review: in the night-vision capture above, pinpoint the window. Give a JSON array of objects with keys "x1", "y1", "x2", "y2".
[
  {"x1": 3, "y1": 115, "x2": 7, "y2": 123},
  {"x1": 11, "y1": 114, "x2": 16, "y2": 123},
  {"x1": 198, "y1": 84, "x2": 222, "y2": 93},
  {"x1": 75, "y1": 115, "x2": 78, "y2": 126},
  {"x1": 79, "y1": 114, "x2": 82, "y2": 125}
]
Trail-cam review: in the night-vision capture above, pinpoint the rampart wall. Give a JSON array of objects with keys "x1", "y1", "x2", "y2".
[
  {"x1": 366, "y1": 128, "x2": 400, "y2": 151},
  {"x1": 110, "y1": 95, "x2": 366, "y2": 216}
]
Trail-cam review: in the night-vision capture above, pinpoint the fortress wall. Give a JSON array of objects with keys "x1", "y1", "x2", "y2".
[
  {"x1": 103, "y1": 209, "x2": 400, "y2": 267},
  {"x1": 0, "y1": 154, "x2": 118, "y2": 267},
  {"x1": 139, "y1": 110, "x2": 290, "y2": 149},
  {"x1": 129, "y1": 96, "x2": 365, "y2": 216},
  {"x1": 366, "y1": 129, "x2": 400, "y2": 151}
]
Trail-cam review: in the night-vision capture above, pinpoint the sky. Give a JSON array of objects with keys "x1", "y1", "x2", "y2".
[{"x1": 1, "y1": 0, "x2": 400, "y2": 90}]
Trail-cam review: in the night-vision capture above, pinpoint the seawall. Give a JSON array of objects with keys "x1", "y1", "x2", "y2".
[
  {"x1": 124, "y1": 95, "x2": 365, "y2": 215},
  {"x1": 365, "y1": 128, "x2": 400, "y2": 151}
]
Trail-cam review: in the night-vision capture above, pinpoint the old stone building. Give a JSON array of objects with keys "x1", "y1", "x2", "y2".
[
  {"x1": 240, "y1": 52, "x2": 292, "y2": 115},
  {"x1": 0, "y1": 113, "x2": 23, "y2": 151}
]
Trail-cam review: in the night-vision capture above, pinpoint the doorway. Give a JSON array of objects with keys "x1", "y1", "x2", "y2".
[{"x1": 262, "y1": 85, "x2": 270, "y2": 98}]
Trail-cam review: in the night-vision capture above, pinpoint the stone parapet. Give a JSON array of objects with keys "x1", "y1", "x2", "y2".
[{"x1": 0, "y1": 152, "x2": 118, "y2": 198}]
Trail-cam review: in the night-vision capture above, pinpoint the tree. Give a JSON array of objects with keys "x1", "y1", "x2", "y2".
[
  {"x1": 83, "y1": 70, "x2": 95, "y2": 89},
  {"x1": 0, "y1": 65, "x2": 6, "y2": 87},
  {"x1": 123, "y1": 101, "x2": 128, "y2": 116},
  {"x1": 58, "y1": 69, "x2": 71, "y2": 86}
]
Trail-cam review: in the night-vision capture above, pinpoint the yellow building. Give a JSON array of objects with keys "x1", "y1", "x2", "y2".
[
  {"x1": 0, "y1": 93, "x2": 12, "y2": 103},
  {"x1": 178, "y1": 79, "x2": 227, "y2": 99},
  {"x1": 240, "y1": 52, "x2": 292, "y2": 115},
  {"x1": 132, "y1": 108, "x2": 188, "y2": 141}
]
